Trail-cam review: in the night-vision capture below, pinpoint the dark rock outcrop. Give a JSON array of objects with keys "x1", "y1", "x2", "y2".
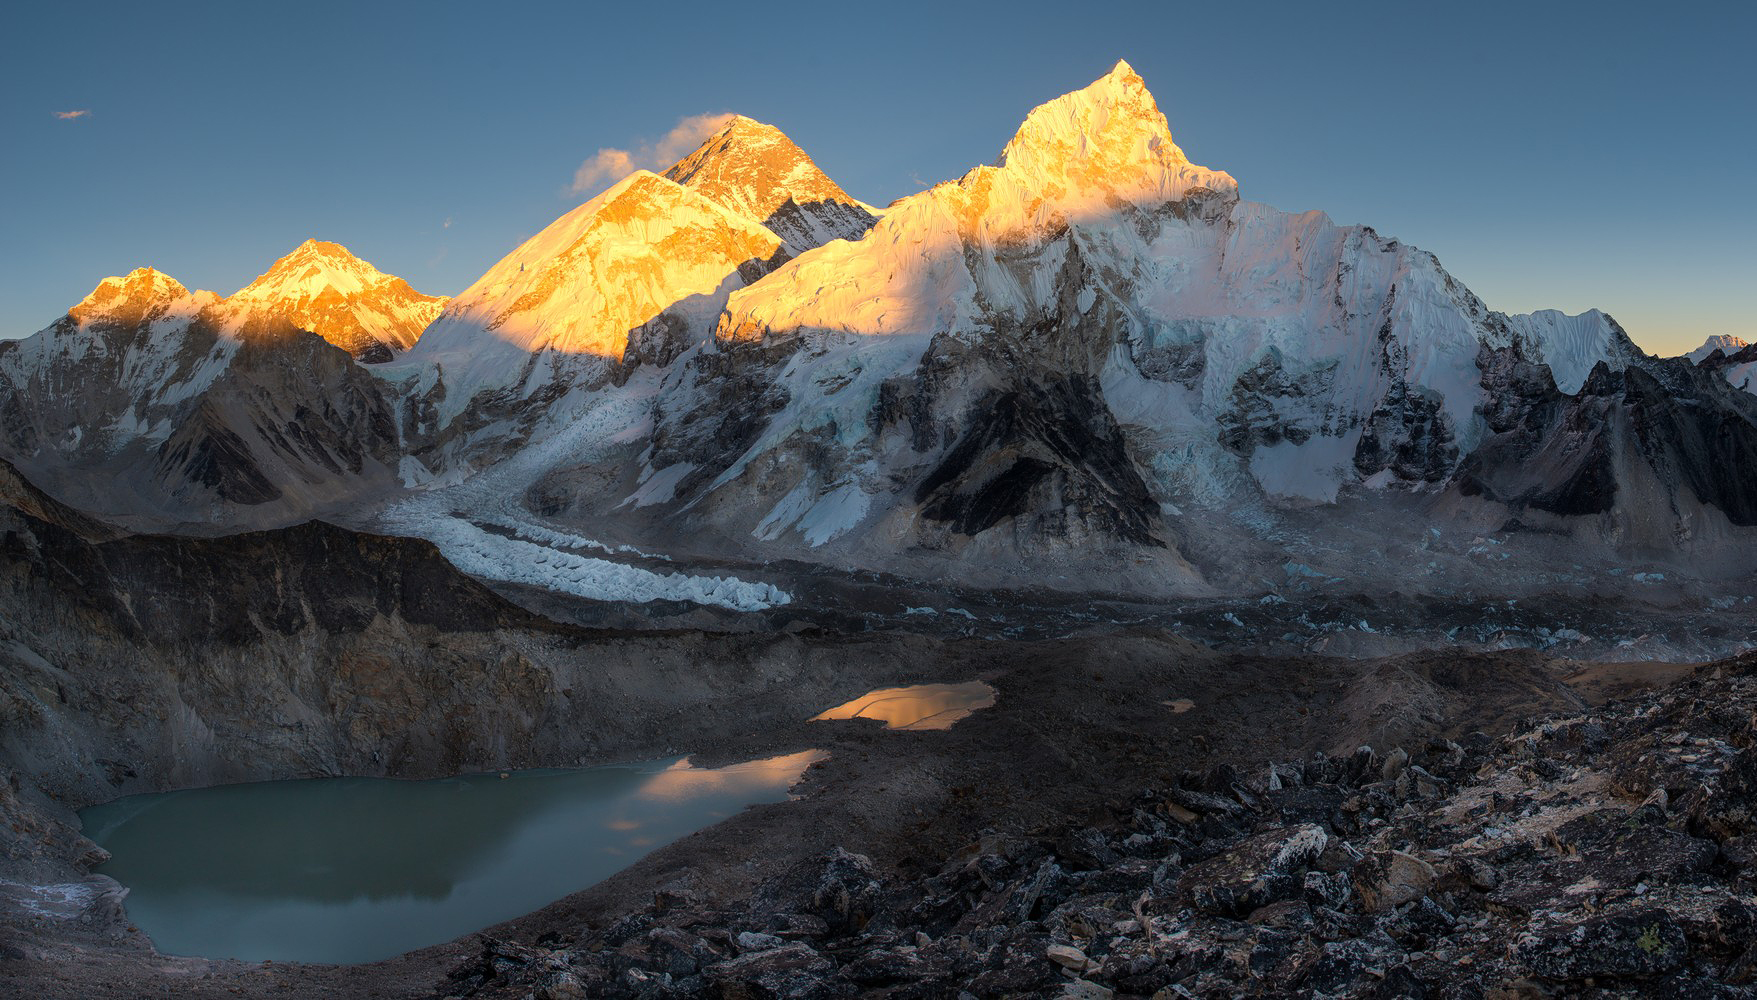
[{"x1": 1455, "y1": 348, "x2": 1757, "y2": 527}]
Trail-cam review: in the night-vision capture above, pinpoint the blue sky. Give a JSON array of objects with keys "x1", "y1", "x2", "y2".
[{"x1": 3, "y1": 0, "x2": 1750, "y2": 355}]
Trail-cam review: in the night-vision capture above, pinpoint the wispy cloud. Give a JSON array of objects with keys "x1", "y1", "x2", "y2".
[
  {"x1": 569, "y1": 112, "x2": 734, "y2": 196},
  {"x1": 53, "y1": 109, "x2": 91, "y2": 120},
  {"x1": 442, "y1": 216, "x2": 453, "y2": 229}
]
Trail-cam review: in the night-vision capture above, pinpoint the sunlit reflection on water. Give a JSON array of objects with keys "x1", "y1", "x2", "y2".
[
  {"x1": 810, "y1": 681, "x2": 996, "y2": 730},
  {"x1": 636, "y1": 749, "x2": 826, "y2": 802}
]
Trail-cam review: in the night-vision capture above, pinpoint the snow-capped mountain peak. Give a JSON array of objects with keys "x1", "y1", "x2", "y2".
[
  {"x1": 663, "y1": 115, "x2": 877, "y2": 256},
  {"x1": 68, "y1": 267, "x2": 206, "y2": 327},
  {"x1": 395, "y1": 169, "x2": 785, "y2": 419},
  {"x1": 995, "y1": 58, "x2": 1237, "y2": 210},
  {"x1": 1501, "y1": 309, "x2": 1639, "y2": 395},
  {"x1": 717, "y1": 61, "x2": 1239, "y2": 345},
  {"x1": 664, "y1": 115, "x2": 861, "y2": 222},
  {"x1": 438, "y1": 170, "x2": 779, "y2": 356},
  {"x1": 236, "y1": 239, "x2": 386, "y2": 299},
  {"x1": 1686, "y1": 334, "x2": 1751, "y2": 364},
  {"x1": 219, "y1": 239, "x2": 447, "y2": 358}
]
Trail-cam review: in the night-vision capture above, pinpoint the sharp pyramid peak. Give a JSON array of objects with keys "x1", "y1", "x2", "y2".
[
  {"x1": 663, "y1": 114, "x2": 865, "y2": 233},
  {"x1": 217, "y1": 238, "x2": 444, "y2": 355},
  {"x1": 233, "y1": 238, "x2": 402, "y2": 302},
  {"x1": 1003, "y1": 60, "x2": 1173, "y2": 157},
  {"x1": 268, "y1": 238, "x2": 375, "y2": 271},
  {"x1": 991, "y1": 59, "x2": 1238, "y2": 204},
  {"x1": 289, "y1": 237, "x2": 354, "y2": 257}
]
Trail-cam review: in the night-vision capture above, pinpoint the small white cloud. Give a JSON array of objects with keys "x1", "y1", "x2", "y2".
[
  {"x1": 54, "y1": 109, "x2": 91, "y2": 120},
  {"x1": 570, "y1": 148, "x2": 637, "y2": 195},
  {"x1": 652, "y1": 112, "x2": 737, "y2": 167},
  {"x1": 442, "y1": 216, "x2": 453, "y2": 229},
  {"x1": 568, "y1": 112, "x2": 734, "y2": 196}
]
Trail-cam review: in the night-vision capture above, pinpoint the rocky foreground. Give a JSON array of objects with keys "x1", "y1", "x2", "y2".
[{"x1": 449, "y1": 656, "x2": 1757, "y2": 999}]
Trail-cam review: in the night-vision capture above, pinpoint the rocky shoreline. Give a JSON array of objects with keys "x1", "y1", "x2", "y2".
[{"x1": 443, "y1": 656, "x2": 1757, "y2": 999}]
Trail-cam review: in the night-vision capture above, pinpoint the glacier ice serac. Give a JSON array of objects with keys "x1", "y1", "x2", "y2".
[{"x1": 6, "y1": 59, "x2": 1757, "y2": 608}]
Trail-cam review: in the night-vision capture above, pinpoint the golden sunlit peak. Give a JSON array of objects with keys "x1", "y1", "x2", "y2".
[
  {"x1": 280, "y1": 238, "x2": 359, "y2": 263},
  {"x1": 84, "y1": 267, "x2": 189, "y2": 303},
  {"x1": 244, "y1": 239, "x2": 388, "y2": 290},
  {"x1": 69, "y1": 266, "x2": 199, "y2": 325},
  {"x1": 715, "y1": 115, "x2": 782, "y2": 138},
  {"x1": 702, "y1": 115, "x2": 804, "y2": 154}
]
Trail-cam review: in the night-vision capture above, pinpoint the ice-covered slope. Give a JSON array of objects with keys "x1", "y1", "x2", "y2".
[
  {"x1": 1698, "y1": 343, "x2": 1757, "y2": 397},
  {"x1": 1728, "y1": 354, "x2": 1757, "y2": 395},
  {"x1": 1501, "y1": 309, "x2": 1638, "y2": 394},
  {"x1": 218, "y1": 239, "x2": 447, "y2": 360},
  {"x1": 393, "y1": 171, "x2": 783, "y2": 422},
  {"x1": 663, "y1": 115, "x2": 877, "y2": 255}
]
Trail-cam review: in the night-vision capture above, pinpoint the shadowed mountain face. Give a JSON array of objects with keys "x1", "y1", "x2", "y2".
[
  {"x1": 1453, "y1": 350, "x2": 1757, "y2": 537},
  {"x1": 0, "y1": 313, "x2": 404, "y2": 527},
  {"x1": 153, "y1": 324, "x2": 403, "y2": 509},
  {"x1": 0, "y1": 454, "x2": 531, "y2": 648}
]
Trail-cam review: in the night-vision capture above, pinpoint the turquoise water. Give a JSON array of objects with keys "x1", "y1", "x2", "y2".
[{"x1": 80, "y1": 750, "x2": 821, "y2": 964}]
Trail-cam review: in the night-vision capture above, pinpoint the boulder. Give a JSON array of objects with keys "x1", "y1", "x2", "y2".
[
  {"x1": 1177, "y1": 824, "x2": 1328, "y2": 916},
  {"x1": 1352, "y1": 850, "x2": 1437, "y2": 912},
  {"x1": 1513, "y1": 908, "x2": 1687, "y2": 980}
]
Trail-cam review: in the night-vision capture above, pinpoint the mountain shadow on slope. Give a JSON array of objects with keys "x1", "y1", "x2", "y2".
[{"x1": 913, "y1": 374, "x2": 1163, "y2": 546}]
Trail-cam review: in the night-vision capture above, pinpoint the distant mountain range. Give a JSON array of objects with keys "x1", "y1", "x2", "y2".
[{"x1": 3, "y1": 61, "x2": 1754, "y2": 602}]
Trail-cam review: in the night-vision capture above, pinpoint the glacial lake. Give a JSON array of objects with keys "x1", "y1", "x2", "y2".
[{"x1": 80, "y1": 750, "x2": 823, "y2": 964}]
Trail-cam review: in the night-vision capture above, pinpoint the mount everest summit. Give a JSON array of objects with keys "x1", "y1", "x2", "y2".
[{"x1": 3, "y1": 61, "x2": 1755, "y2": 606}]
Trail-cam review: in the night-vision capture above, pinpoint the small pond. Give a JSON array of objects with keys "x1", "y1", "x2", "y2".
[
  {"x1": 80, "y1": 750, "x2": 822, "y2": 964},
  {"x1": 810, "y1": 681, "x2": 996, "y2": 731}
]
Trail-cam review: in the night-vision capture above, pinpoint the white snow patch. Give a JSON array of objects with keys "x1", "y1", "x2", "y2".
[
  {"x1": 797, "y1": 482, "x2": 871, "y2": 546},
  {"x1": 626, "y1": 463, "x2": 695, "y2": 508}
]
